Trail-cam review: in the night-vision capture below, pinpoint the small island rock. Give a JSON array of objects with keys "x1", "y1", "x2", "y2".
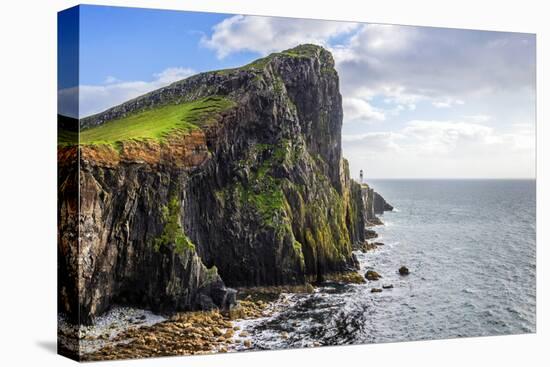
[{"x1": 365, "y1": 270, "x2": 382, "y2": 281}]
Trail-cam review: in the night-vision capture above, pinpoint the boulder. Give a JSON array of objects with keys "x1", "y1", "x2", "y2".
[
  {"x1": 365, "y1": 270, "x2": 382, "y2": 281},
  {"x1": 365, "y1": 229, "x2": 378, "y2": 240},
  {"x1": 399, "y1": 266, "x2": 410, "y2": 275}
]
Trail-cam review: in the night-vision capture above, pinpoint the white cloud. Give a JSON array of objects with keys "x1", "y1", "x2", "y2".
[
  {"x1": 202, "y1": 15, "x2": 358, "y2": 59},
  {"x1": 58, "y1": 67, "x2": 196, "y2": 118},
  {"x1": 344, "y1": 119, "x2": 535, "y2": 156},
  {"x1": 333, "y1": 24, "x2": 535, "y2": 117},
  {"x1": 104, "y1": 75, "x2": 120, "y2": 84},
  {"x1": 152, "y1": 67, "x2": 195, "y2": 84},
  {"x1": 432, "y1": 101, "x2": 451, "y2": 108},
  {"x1": 512, "y1": 122, "x2": 534, "y2": 130},
  {"x1": 402, "y1": 120, "x2": 499, "y2": 154},
  {"x1": 343, "y1": 119, "x2": 535, "y2": 178},
  {"x1": 465, "y1": 114, "x2": 492, "y2": 123},
  {"x1": 432, "y1": 99, "x2": 465, "y2": 108},
  {"x1": 343, "y1": 97, "x2": 386, "y2": 122},
  {"x1": 343, "y1": 131, "x2": 404, "y2": 152},
  {"x1": 336, "y1": 24, "x2": 418, "y2": 60}
]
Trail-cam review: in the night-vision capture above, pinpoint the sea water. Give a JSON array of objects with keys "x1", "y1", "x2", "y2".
[{"x1": 238, "y1": 179, "x2": 536, "y2": 349}]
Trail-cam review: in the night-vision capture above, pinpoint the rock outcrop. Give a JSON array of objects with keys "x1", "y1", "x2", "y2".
[
  {"x1": 58, "y1": 44, "x2": 369, "y2": 325},
  {"x1": 361, "y1": 184, "x2": 392, "y2": 225},
  {"x1": 374, "y1": 191, "x2": 394, "y2": 214},
  {"x1": 365, "y1": 270, "x2": 382, "y2": 281}
]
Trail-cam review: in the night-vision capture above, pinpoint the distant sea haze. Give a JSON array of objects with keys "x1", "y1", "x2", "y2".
[{"x1": 233, "y1": 179, "x2": 536, "y2": 347}]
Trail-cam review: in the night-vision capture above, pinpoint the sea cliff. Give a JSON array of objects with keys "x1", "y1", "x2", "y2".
[{"x1": 58, "y1": 45, "x2": 391, "y2": 331}]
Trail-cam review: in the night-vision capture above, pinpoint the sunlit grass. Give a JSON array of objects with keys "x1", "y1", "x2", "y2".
[{"x1": 76, "y1": 96, "x2": 234, "y2": 146}]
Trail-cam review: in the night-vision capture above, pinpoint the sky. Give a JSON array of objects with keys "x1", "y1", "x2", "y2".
[{"x1": 58, "y1": 5, "x2": 536, "y2": 179}]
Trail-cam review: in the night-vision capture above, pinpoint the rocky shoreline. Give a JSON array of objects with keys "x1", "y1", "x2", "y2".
[
  {"x1": 59, "y1": 216, "x2": 398, "y2": 361},
  {"x1": 59, "y1": 272, "x2": 364, "y2": 361},
  {"x1": 66, "y1": 294, "x2": 269, "y2": 361},
  {"x1": 58, "y1": 193, "x2": 393, "y2": 361},
  {"x1": 59, "y1": 195, "x2": 394, "y2": 361}
]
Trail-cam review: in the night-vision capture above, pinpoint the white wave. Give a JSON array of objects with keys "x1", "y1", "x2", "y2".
[{"x1": 385, "y1": 241, "x2": 400, "y2": 248}]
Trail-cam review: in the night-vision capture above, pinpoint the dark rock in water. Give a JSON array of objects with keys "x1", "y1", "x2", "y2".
[
  {"x1": 371, "y1": 288, "x2": 383, "y2": 293},
  {"x1": 369, "y1": 217, "x2": 384, "y2": 225},
  {"x1": 364, "y1": 242, "x2": 376, "y2": 252},
  {"x1": 365, "y1": 270, "x2": 382, "y2": 281},
  {"x1": 324, "y1": 271, "x2": 366, "y2": 284},
  {"x1": 382, "y1": 284, "x2": 394, "y2": 289},
  {"x1": 196, "y1": 280, "x2": 237, "y2": 311},
  {"x1": 365, "y1": 229, "x2": 378, "y2": 239},
  {"x1": 58, "y1": 44, "x2": 369, "y2": 324},
  {"x1": 355, "y1": 241, "x2": 384, "y2": 253},
  {"x1": 373, "y1": 192, "x2": 393, "y2": 214},
  {"x1": 399, "y1": 266, "x2": 410, "y2": 275}
]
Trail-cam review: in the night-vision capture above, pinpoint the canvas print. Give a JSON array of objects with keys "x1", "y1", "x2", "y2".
[{"x1": 57, "y1": 5, "x2": 536, "y2": 361}]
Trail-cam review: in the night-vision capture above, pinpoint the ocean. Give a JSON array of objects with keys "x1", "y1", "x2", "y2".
[{"x1": 235, "y1": 179, "x2": 536, "y2": 349}]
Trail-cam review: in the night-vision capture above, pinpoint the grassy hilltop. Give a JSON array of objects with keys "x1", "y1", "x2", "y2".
[{"x1": 59, "y1": 96, "x2": 234, "y2": 147}]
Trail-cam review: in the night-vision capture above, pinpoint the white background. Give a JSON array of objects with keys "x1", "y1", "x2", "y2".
[{"x1": 0, "y1": 0, "x2": 547, "y2": 365}]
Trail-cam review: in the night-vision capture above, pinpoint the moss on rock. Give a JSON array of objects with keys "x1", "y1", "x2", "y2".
[{"x1": 153, "y1": 196, "x2": 196, "y2": 255}]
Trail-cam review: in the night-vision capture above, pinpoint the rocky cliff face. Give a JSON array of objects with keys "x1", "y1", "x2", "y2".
[
  {"x1": 58, "y1": 44, "x2": 367, "y2": 324},
  {"x1": 361, "y1": 185, "x2": 377, "y2": 224},
  {"x1": 360, "y1": 184, "x2": 393, "y2": 226},
  {"x1": 59, "y1": 144, "x2": 236, "y2": 326}
]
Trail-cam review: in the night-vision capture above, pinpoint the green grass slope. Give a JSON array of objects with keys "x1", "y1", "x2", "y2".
[{"x1": 64, "y1": 96, "x2": 234, "y2": 147}]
